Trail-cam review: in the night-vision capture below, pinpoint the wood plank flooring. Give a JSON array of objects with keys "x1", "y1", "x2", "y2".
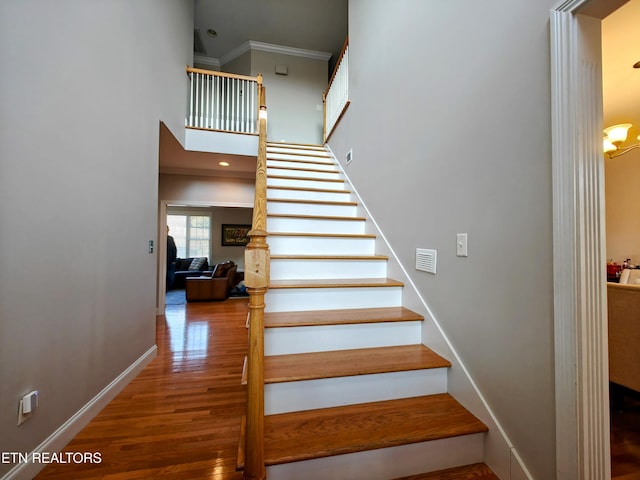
[
  {"x1": 33, "y1": 297, "x2": 640, "y2": 479},
  {"x1": 35, "y1": 299, "x2": 249, "y2": 480}
]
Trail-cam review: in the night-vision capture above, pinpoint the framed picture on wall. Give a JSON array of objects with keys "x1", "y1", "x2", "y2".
[{"x1": 221, "y1": 224, "x2": 251, "y2": 246}]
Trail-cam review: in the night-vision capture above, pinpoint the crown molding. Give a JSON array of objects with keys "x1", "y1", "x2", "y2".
[
  {"x1": 193, "y1": 54, "x2": 221, "y2": 68},
  {"x1": 218, "y1": 40, "x2": 332, "y2": 66}
]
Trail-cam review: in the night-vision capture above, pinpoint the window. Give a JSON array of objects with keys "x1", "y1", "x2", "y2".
[{"x1": 167, "y1": 214, "x2": 211, "y2": 259}]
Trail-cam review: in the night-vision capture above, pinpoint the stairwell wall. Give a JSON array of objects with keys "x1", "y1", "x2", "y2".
[
  {"x1": 327, "y1": 1, "x2": 556, "y2": 478},
  {"x1": 0, "y1": 1, "x2": 192, "y2": 478}
]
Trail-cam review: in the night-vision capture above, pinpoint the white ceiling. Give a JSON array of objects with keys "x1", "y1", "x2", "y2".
[
  {"x1": 603, "y1": 0, "x2": 640, "y2": 141},
  {"x1": 193, "y1": 0, "x2": 348, "y2": 66}
]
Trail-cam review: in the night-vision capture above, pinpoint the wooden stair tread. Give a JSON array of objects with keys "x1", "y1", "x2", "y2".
[
  {"x1": 268, "y1": 165, "x2": 339, "y2": 174},
  {"x1": 268, "y1": 174, "x2": 344, "y2": 183},
  {"x1": 268, "y1": 231, "x2": 376, "y2": 238},
  {"x1": 267, "y1": 197, "x2": 358, "y2": 206},
  {"x1": 269, "y1": 278, "x2": 403, "y2": 289},
  {"x1": 393, "y1": 463, "x2": 499, "y2": 480},
  {"x1": 263, "y1": 394, "x2": 488, "y2": 465},
  {"x1": 264, "y1": 306, "x2": 424, "y2": 328},
  {"x1": 266, "y1": 156, "x2": 335, "y2": 166},
  {"x1": 264, "y1": 345, "x2": 451, "y2": 383},
  {"x1": 267, "y1": 213, "x2": 365, "y2": 221},
  {"x1": 271, "y1": 254, "x2": 388, "y2": 261}
]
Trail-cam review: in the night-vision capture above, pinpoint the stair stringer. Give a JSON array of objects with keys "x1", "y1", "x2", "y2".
[{"x1": 325, "y1": 146, "x2": 532, "y2": 480}]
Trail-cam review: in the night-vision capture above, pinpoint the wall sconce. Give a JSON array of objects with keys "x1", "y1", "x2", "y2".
[{"x1": 603, "y1": 123, "x2": 640, "y2": 158}]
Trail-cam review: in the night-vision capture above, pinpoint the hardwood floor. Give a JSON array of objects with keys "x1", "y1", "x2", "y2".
[
  {"x1": 612, "y1": 385, "x2": 640, "y2": 479},
  {"x1": 36, "y1": 299, "x2": 249, "y2": 480},
  {"x1": 34, "y1": 297, "x2": 640, "y2": 479}
]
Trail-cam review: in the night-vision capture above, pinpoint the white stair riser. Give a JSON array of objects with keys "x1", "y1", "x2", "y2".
[
  {"x1": 267, "y1": 201, "x2": 357, "y2": 217},
  {"x1": 265, "y1": 368, "x2": 448, "y2": 415},
  {"x1": 265, "y1": 286, "x2": 402, "y2": 312},
  {"x1": 267, "y1": 187, "x2": 352, "y2": 203},
  {"x1": 267, "y1": 159, "x2": 337, "y2": 171},
  {"x1": 267, "y1": 152, "x2": 330, "y2": 162},
  {"x1": 268, "y1": 177, "x2": 345, "y2": 191},
  {"x1": 267, "y1": 217, "x2": 365, "y2": 235},
  {"x1": 270, "y1": 259, "x2": 387, "y2": 280},
  {"x1": 264, "y1": 321, "x2": 420, "y2": 355},
  {"x1": 267, "y1": 145, "x2": 327, "y2": 153},
  {"x1": 268, "y1": 168, "x2": 341, "y2": 181},
  {"x1": 266, "y1": 434, "x2": 485, "y2": 480},
  {"x1": 268, "y1": 236, "x2": 376, "y2": 256}
]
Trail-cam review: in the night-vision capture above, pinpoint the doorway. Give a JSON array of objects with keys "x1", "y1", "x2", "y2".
[{"x1": 551, "y1": 0, "x2": 635, "y2": 477}]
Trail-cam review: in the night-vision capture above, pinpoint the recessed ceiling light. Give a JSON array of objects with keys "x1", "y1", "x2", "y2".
[
  {"x1": 218, "y1": 161, "x2": 230, "y2": 167},
  {"x1": 207, "y1": 29, "x2": 218, "y2": 38}
]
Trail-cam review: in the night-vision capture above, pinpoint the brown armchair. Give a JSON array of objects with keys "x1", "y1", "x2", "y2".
[{"x1": 185, "y1": 261, "x2": 238, "y2": 302}]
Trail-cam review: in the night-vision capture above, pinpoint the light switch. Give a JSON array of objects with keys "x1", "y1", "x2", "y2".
[{"x1": 456, "y1": 233, "x2": 468, "y2": 257}]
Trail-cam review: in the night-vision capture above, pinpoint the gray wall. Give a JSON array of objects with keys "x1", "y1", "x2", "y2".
[
  {"x1": 0, "y1": 1, "x2": 192, "y2": 476},
  {"x1": 328, "y1": 1, "x2": 556, "y2": 478},
  {"x1": 251, "y1": 51, "x2": 328, "y2": 145}
]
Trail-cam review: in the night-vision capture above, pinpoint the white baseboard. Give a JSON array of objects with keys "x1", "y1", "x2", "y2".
[{"x1": 1, "y1": 345, "x2": 157, "y2": 480}]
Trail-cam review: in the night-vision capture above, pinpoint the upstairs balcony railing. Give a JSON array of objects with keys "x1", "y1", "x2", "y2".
[
  {"x1": 323, "y1": 38, "x2": 349, "y2": 142},
  {"x1": 186, "y1": 67, "x2": 262, "y2": 134}
]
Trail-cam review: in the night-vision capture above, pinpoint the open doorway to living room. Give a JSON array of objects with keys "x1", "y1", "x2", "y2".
[{"x1": 157, "y1": 201, "x2": 252, "y2": 311}]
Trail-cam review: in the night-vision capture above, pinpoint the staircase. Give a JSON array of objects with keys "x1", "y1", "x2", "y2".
[{"x1": 247, "y1": 142, "x2": 497, "y2": 479}]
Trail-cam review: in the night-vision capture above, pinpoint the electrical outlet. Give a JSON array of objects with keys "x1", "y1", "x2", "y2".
[{"x1": 17, "y1": 391, "x2": 38, "y2": 426}]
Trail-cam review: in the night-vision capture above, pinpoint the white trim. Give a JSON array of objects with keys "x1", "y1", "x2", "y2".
[
  {"x1": 1, "y1": 346, "x2": 157, "y2": 480},
  {"x1": 325, "y1": 145, "x2": 532, "y2": 480},
  {"x1": 218, "y1": 40, "x2": 332, "y2": 66},
  {"x1": 551, "y1": 3, "x2": 610, "y2": 479}
]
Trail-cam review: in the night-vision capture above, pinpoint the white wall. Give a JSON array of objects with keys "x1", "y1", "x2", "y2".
[
  {"x1": 251, "y1": 51, "x2": 328, "y2": 144},
  {"x1": 0, "y1": 1, "x2": 192, "y2": 477},
  {"x1": 328, "y1": 1, "x2": 557, "y2": 478}
]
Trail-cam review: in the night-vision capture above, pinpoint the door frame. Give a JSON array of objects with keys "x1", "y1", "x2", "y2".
[{"x1": 551, "y1": 1, "x2": 621, "y2": 477}]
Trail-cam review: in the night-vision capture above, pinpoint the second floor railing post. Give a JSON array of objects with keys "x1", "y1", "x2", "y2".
[{"x1": 244, "y1": 81, "x2": 268, "y2": 480}]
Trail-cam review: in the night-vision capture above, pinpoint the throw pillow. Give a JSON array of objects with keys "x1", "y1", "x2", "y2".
[{"x1": 188, "y1": 257, "x2": 207, "y2": 271}]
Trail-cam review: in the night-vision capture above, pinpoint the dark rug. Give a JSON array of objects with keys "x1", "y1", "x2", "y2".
[{"x1": 166, "y1": 289, "x2": 186, "y2": 305}]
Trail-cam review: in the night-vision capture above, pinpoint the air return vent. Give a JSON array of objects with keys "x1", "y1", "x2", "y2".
[{"x1": 416, "y1": 248, "x2": 437, "y2": 274}]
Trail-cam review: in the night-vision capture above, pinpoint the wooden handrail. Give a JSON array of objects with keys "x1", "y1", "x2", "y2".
[
  {"x1": 243, "y1": 77, "x2": 268, "y2": 480},
  {"x1": 186, "y1": 66, "x2": 260, "y2": 83},
  {"x1": 325, "y1": 36, "x2": 349, "y2": 97},
  {"x1": 323, "y1": 37, "x2": 349, "y2": 143}
]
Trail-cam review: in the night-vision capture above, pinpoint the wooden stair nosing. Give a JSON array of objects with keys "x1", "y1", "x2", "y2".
[
  {"x1": 267, "y1": 174, "x2": 344, "y2": 184},
  {"x1": 267, "y1": 213, "x2": 365, "y2": 222},
  {"x1": 270, "y1": 254, "x2": 388, "y2": 261},
  {"x1": 263, "y1": 393, "x2": 488, "y2": 466},
  {"x1": 264, "y1": 306, "x2": 424, "y2": 328},
  {"x1": 269, "y1": 278, "x2": 404, "y2": 289},
  {"x1": 267, "y1": 197, "x2": 358, "y2": 207},
  {"x1": 264, "y1": 345, "x2": 451, "y2": 384},
  {"x1": 392, "y1": 463, "x2": 499, "y2": 480}
]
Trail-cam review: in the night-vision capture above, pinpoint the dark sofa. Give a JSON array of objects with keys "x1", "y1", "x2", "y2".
[{"x1": 170, "y1": 257, "x2": 211, "y2": 289}]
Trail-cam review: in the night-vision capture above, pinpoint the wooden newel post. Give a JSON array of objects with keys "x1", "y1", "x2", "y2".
[
  {"x1": 244, "y1": 230, "x2": 269, "y2": 480},
  {"x1": 244, "y1": 78, "x2": 268, "y2": 480}
]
